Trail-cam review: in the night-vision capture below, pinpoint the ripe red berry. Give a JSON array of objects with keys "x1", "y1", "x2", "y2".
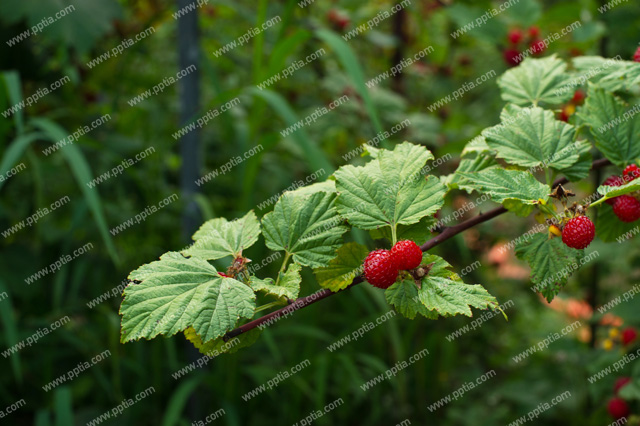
[
  {"x1": 562, "y1": 216, "x2": 595, "y2": 249},
  {"x1": 613, "y1": 195, "x2": 640, "y2": 223},
  {"x1": 558, "y1": 108, "x2": 570, "y2": 122},
  {"x1": 530, "y1": 39, "x2": 546, "y2": 55},
  {"x1": 327, "y1": 9, "x2": 349, "y2": 31},
  {"x1": 503, "y1": 49, "x2": 522, "y2": 67},
  {"x1": 603, "y1": 175, "x2": 624, "y2": 205},
  {"x1": 623, "y1": 164, "x2": 640, "y2": 182},
  {"x1": 508, "y1": 29, "x2": 523, "y2": 44},
  {"x1": 363, "y1": 250, "x2": 399, "y2": 289},
  {"x1": 614, "y1": 377, "x2": 631, "y2": 395},
  {"x1": 572, "y1": 90, "x2": 585, "y2": 104},
  {"x1": 391, "y1": 240, "x2": 423, "y2": 270},
  {"x1": 607, "y1": 397, "x2": 629, "y2": 419},
  {"x1": 622, "y1": 327, "x2": 638, "y2": 346},
  {"x1": 528, "y1": 26, "x2": 540, "y2": 38},
  {"x1": 633, "y1": 46, "x2": 640, "y2": 63},
  {"x1": 218, "y1": 272, "x2": 230, "y2": 278}
]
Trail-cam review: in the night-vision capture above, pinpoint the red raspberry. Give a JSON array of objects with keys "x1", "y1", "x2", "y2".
[
  {"x1": 503, "y1": 49, "x2": 522, "y2": 67},
  {"x1": 327, "y1": 9, "x2": 350, "y2": 31},
  {"x1": 614, "y1": 377, "x2": 631, "y2": 394},
  {"x1": 363, "y1": 250, "x2": 399, "y2": 289},
  {"x1": 391, "y1": 240, "x2": 423, "y2": 270},
  {"x1": 634, "y1": 46, "x2": 640, "y2": 63},
  {"x1": 562, "y1": 216, "x2": 595, "y2": 249},
  {"x1": 528, "y1": 26, "x2": 540, "y2": 38},
  {"x1": 622, "y1": 327, "x2": 638, "y2": 346},
  {"x1": 607, "y1": 397, "x2": 629, "y2": 419},
  {"x1": 530, "y1": 39, "x2": 546, "y2": 55},
  {"x1": 218, "y1": 272, "x2": 230, "y2": 278},
  {"x1": 571, "y1": 90, "x2": 585, "y2": 104},
  {"x1": 603, "y1": 175, "x2": 624, "y2": 205},
  {"x1": 558, "y1": 108, "x2": 570, "y2": 122},
  {"x1": 623, "y1": 164, "x2": 640, "y2": 182},
  {"x1": 613, "y1": 196, "x2": 640, "y2": 223},
  {"x1": 508, "y1": 29, "x2": 523, "y2": 44}
]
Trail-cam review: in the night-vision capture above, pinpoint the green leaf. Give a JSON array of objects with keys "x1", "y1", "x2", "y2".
[
  {"x1": 461, "y1": 136, "x2": 494, "y2": 157},
  {"x1": 261, "y1": 191, "x2": 347, "y2": 268},
  {"x1": 184, "y1": 326, "x2": 262, "y2": 356},
  {"x1": 515, "y1": 234, "x2": 582, "y2": 302},
  {"x1": 183, "y1": 211, "x2": 261, "y2": 260},
  {"x1": 578, "y1": 86, "x2": 640, "y2": 168},
  {"x1": 334, "y1": 142, "x2": 446, "y2": 235},
  {"x1": 445, "y1": 153, "x2": 499, "y2": 189},
  {"x1": 591, "y1": 179, "x2": 640, "y2": 207},
  {"x1": 386, "y1": 253, "x2": 498, "y2": 319},
  {"x1": 286, "y1": 180, "x2": 336, "y2": 196},
  {"x1": 497, "y1": 55, "x2": 574, "y2": 106},
  {"x1": 418, "y1": 276, "x2": 498, "y2": 317},
  {"x1": 557, "y1": 140, "x2": 593, "y2": 182},
  {"x1": 251, "y1": 263, "x2": 301, "y2": 300},
  {"x1": 120, "y1": 252, "x2": 256, "y2": 343},
  {"x1": 618, "y1": 381, "x2": 640, "y2": 401},
  {"x1": 385, "y1": 280, "x2": 437, "y2": 320},
  {"x1": 482, "y1": 104, "x2": 580, "y2": 171},
  {"x1": 457, "y1": 168, "x2": 550, "y2": 216},
  {"x1": 570, "y1": 56, "x2": 640, "y2": 93},
  {"x1": 313, "y1": 242, "x2": 368, "y2": 292},
  {"x1": 595, "y1": 203, "x2": 638, "y2": 243},
  {"x1": 422, "y1": 253, "x2": 462, "y2": 280}
]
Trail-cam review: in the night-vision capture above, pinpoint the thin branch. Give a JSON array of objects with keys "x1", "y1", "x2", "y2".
[{"x1": 224, "y1": 158, "x2": 612, "y2": 340}]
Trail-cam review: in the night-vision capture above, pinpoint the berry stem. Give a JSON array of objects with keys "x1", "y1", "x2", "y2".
[{"x1": 224, "y1": 158, "x2": 611, "y2": 340}]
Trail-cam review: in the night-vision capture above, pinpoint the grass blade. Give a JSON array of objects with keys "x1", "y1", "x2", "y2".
[
  {"x1": 30, "y1": 118, "x2": 120, "y2": 265},
  {"x1": 315, "y1": 29, "x2": 385, "y2": 139},
  {"x1": 247, "y1": 87, "x2": 333, "y2": 173}
]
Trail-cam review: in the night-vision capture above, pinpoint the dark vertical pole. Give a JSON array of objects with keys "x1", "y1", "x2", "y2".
[
  {"x1": 177, "y1": 1, "x2": 202, "y2": 422},
  {"x1": 391, "y1": 4, "x2": 407, "y2": 94},
  {"x1": 177, "y1": 0, "x2": 201, "y2": 242}
]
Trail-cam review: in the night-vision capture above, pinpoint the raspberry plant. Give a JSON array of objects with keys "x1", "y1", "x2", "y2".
[{"x1": 119, "y1": 54, "x2": 640, "y2": 356}]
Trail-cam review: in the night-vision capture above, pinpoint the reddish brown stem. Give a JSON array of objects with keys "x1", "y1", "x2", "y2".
[{"x1": 224, "y1": 158, "x2": 612, "y2": 340}]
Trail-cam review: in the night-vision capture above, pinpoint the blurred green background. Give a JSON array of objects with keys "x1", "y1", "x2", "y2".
[{"x1": 1, "y1": 0, "x2": 640, "y2": 424}]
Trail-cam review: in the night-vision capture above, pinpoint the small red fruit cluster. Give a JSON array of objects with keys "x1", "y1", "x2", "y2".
[
  {"x1": 608, "y1": 377, "x2": 632, "y2": 420},
  {"x1": 634, "y1": 46, "x2": 640, "y2": 63},
  {"x1": 503, "y1": 26, "x2": 545, "y2": 67},
  {"x1": 363, "y1": 240, "x2": 423, "y2": 289},
  {"x1": 602, "y1": 164, "x2": 640, "y2": 223},
  {"x1": 327, "y1": 9, "x2": 350, "y2": 32}
]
